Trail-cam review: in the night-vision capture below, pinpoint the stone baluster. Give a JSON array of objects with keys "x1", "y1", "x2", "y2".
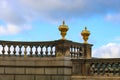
[
  {"x1": 50, "y1": 46, "x2": 53, "y2": 56},
  {"x1": 19, "y1": 45, "x2": 22, "y2": 56},
  {"x1": 54, "y1": 46, "x2": 56, "y2": 56},
  {"x1": 70, "y1": 46, "x2": 73, "y2": 58},
  {"x1": 97, "y1": 63, "x2": 101, "y2": 75},
  {"x1": 71, "y1": 46, "x2": 74, "y2": 57},
  {"x1": 104, "y1": 63, "x2": 107, "y2": 74},
  {"x1": 89, "y1": 63, "x2": 92, "y2": 75},
  {"x1": 116, "y1": 63, "x2": 119, "y2": 75},
  {"x1": 119, "y1": 64, "x2": 120, "y2": 75},
  {"x1": 79, "y1": 47, "x2": 83, "y2": 57},
  {"x1": 35, "y1": 46, "x2": 38, "y2": 56},
  {"x1": 107, "y1": 63, "x2": 110, "y2": 74},
  {"x1": 45, "y1": 46, "x2": 48, "y2": 56},
  {"x1": 112, "y1": 63, "x2": 116, "y2": 75},
  {"x1": 74, "y1": 46, "x2": 76, "y2": 58},
  {"x1": 2, "y1": 44, "x2": 5, "y2": 56},
  {"x1": 90, "y1": 63, "x2": 94, "y2": 76},
  {"x1": 24, "y1": 45, "x2": 27, "y2": 57},
  {"x1": 73, "y1": 46, "x2": 75, "y2": 57},
  {"x1": 116, "y1": 63, "x2": 120, "y2": 75},
  {"x1": 77, "y1": 47, "x2": 80, "y2": 58},
  {"x1": 94, "y1": 63, "x2": 98, "y2": 75},
  {"x1": 107, "y1": 63, "x2": 111, "y2": 74},
  {"x1": 102, "y1": 63, "x2": 106, "y2": 75},
  {"x1": 7, "y1": 45, "x2": 11, "y2": 56},
  {"x1": 13, "y1": 45, "x2": 16, "y2": 56},
  {"x1": 100, "y1": 64, "x2": 103, "y2": 75},
  {"x1": 30, "y1": 45, "x2": 33, "y2": 57},
  {"x1": 74, "y1": 47, "x2": 76, "y2": 57},
  {"x1": 40, "y1": 45, "x2": 43, "y2": 57},
  {"x1": 115, "y1": 63, "x2": 118, "y2": 75}
]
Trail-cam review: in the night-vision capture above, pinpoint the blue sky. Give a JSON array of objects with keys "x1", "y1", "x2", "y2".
[{"x1": 0, "y1": 0, "x2": 120, "y2": 58}]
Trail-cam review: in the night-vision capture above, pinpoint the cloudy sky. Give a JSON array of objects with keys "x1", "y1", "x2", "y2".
[{"x1": 0, "y1": 0, "x2": 120, "y2": 58}]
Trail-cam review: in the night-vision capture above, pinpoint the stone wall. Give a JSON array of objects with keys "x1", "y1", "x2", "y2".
[
  {"x1": 0, "y1": 57, "x2": 72, "y2": 80},
  {"x1": 1, "y1": 57, "x2": 120, "y2": 80}
]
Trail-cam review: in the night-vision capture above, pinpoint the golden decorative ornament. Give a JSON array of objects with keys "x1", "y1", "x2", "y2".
[
  {"x1": 81, "y1": 27, "x2": 90, "y2": 44},
  {"x1": 58, "y1": 21, "x2": 69, "y2": 40}
]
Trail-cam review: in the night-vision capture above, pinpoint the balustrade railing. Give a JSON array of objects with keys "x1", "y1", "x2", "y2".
[
  {"x1": 0, "y1": 40, "x2": 56, "y2": 57},
  {"x1": 72, "y1": 58, "x2": 120, "y2": 76},
  {"x1": 69, "y1": 42, "x2": 84, "y2": 58},
  {"x1": 89, "y1": 59, "x2": 120, "y2": 76},
  {"x1": 0, "y1": 40, "x2": 90, "y2": 58}
]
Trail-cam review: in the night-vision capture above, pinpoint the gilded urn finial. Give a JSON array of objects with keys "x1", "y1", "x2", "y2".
[
  {"x1": 81, "y1": 27, "x2": 90, "y2": 44},
  {"x1": 58, "y1": 21, "x2": 69, "y2": 40}
]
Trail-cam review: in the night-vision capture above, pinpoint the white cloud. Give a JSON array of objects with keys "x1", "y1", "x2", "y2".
[
  {"x1": 7, "y1": 24, "x2": 20, "y2": 34},
  {"x1": 93, "y1": 43, "x2": 120, "y2": 58},
  {"x1": 0, "y1": 24, "x2": 19, "y2": 35},
  {"x1": 18, "y1": 0, "x2": 120, "y2": 21},
  {"x1": 0, "y1": 0, "x2": 27, "y2": 25},
  {"x1": 105, "y1": 13, "x2": 120, "y2": 22},
  {"x1": 0, "y1": 24, "x2": 32, "y2": 36},
  {"x1": 0, "y1": 0, "x2": 32, "y2": 36},
  {"x1": 1, "y1": 0, "x2": 120, "y2": 24},
  {"x1": 0, "y1": 0, "x2": 120, "y2": 36}
]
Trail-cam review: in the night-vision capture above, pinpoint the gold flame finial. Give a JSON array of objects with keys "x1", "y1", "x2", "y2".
[
  {"x1": 63, "y1": 21, "x2": 65, "y2": 25},
  {"x1": 85, "y1": 27, "x2": 87, "y2": 30},
  {"x1": 58, "y1": 21, "x2": 69, "y2": 40},
  {"x1": 81, "y1": 27, "x2": 90, "y2": 44}
]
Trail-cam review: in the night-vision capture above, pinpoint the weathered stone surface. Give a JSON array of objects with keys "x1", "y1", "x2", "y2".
[
  {"x1": 0, "y1": 57, "x2": 72, "y2": 67},
  {"x1": 64, "y1": 76, "x2": 71, "y2": 80},
  {"x1": 64, "y1": 59, "x2": 72, "y2": 66},
  {"x1": 36, "y1": 76, "x2": 51, "y2": 80},
  {"x1": 0, "y1": 61, "x2": 15, "y2": 66},
  {"x1": 35, "y1": 57, "x2": 72, "y2": 67},
  {"x1": 64, "y1": 68, "x2": 72, "y2": 75},
  {"x1": 26, "y1": 68, "x2": 44, "y2": 74},
  {"x1": 5, "y1": 67, "x2": 15, "y2": 74},
  {"x1": 5, "y1": 67, "x2": 24, "y2": 74},
  {"x1": 45, "y1": 68, "x2": 57, "y2": 74},
  {"x1": 16, "y1": 61, "x2": 35, "y2": 66},
  {"x1": 52, "y1": 76, "x2": 64, "y2": 80},
  {"x1": 58, "y1": 68, "x2": 64, "y2": 74},
  {"x1": 0, "y1": 67, "x2": 4, "y2": 74},
  {"x1": 35, "y1": 68, "x2": 44, "y2": 74},
  {"x1": 15, "y1": 68, "x2": 25, "y2": 74},
  {"x1": 35, "y1": 60, "x2": 65, "y2": 66},
  {"x1": 0, "y1": 75, "x2": 14, "y2": 80},
  {"x1": 15, "y1": 75, "x2": 34, "y2": 80}
]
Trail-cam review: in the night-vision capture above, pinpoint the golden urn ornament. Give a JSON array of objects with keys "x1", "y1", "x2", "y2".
[
  {"x1": 58, "y1": 21, "x2": 69, "y2": 40},
  {"x1": 81, "y1": 27, "x2": 90, "y2": 44}
]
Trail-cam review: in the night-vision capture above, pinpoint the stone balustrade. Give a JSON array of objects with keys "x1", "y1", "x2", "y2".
[
  {"x1": 0, "y1": 40, "x2": 92, "y2": 58},
  {"x1": 72, "y1": 58, "x2": 120, "y2": 76},
  {"x1": 0, "y1": 39, "x2": 120, "y2": 80},
  {"x1": 0, "y1": 40, "x2": 56, "y2": 57}
]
